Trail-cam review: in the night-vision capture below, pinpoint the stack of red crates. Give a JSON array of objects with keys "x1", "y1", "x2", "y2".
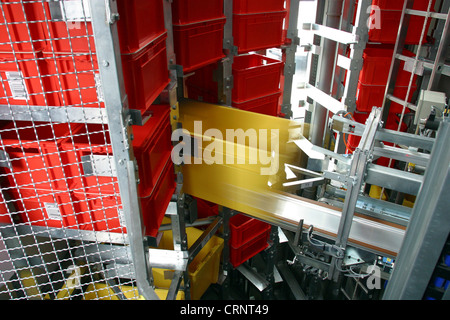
[
  {"x1": 0, "y1": 1, "x2": 175, "y2": 239},
  {"x1": 171, "y1": 0, "x2": 226, "y2": 73},
  {"x1": 229, "y1": 213, "x2": 271, "y2": 268},
  {"x1": 194, "y1": 196, "x2": 219, "y2": 219},
  {"x1": 0, "y1": 0, "x2": 170, "y2": 114},
  {"x1": 231, "y1": 53, "x2": 284, "y2": 116},
  {"x1": 355, "y1": 0, "x2": 436, "y2": 115},
  {"x1": 185, "y1": 61, "x2": 221, "y2": 104},
  {"x1": 233, "y1": 0, "x2": 287, "y2": 54},
  {"x1": 0, "y1": 104, "x2": 175, "y2": 238},
  {"x1": 190, "y1": 199, "x2": 272, "y2": 268},
  {"x1": 184, "y1": 52, "x2": 285, "y2": 117},
  {"x1": 351, "y1": 0, "x2": 435, "y2": 166},
  {"x1": 367, "y1": 0, "x2": 436, "y2": 44},
  {"x1": 356, "y1": 45, "x2": 418, "y2": 114}
]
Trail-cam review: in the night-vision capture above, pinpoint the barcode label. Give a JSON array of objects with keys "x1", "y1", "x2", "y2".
[
  {"x1": 44, "y1": 203, "x2": 63, "y2": 221},
  {"x1": 6, "y1": 72, "x2": 28, "y2": 101},
  {"x1": 94, "y1": 73, "x2": 104, "y2": 102}
]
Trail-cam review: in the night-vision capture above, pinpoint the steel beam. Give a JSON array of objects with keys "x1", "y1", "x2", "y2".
[
  {"x1": 383, "y1": 119, "x2": 450, "y2": 300},
  {"x1": 88, "y1": 0, "x2": 159, "y2": 300}
]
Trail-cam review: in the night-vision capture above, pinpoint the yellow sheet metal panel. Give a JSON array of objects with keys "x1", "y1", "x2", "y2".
[
  {"x1": 177, "y1": 99, "x2": 304, "y2": 195},
  {"x1": 177, "y1": 100, "x2": 406, "y2": 256}
]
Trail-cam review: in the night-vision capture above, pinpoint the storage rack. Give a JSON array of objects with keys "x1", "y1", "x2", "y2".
[
  {"x1": 0, "y1": 0, "x2": 166, "y2": 300},
  {"x1": 0, "y1": 0, "x2": 298, "y2": 301},
  {"x1": 0, "y1": 0, "x2": 448, "y2": 302}
]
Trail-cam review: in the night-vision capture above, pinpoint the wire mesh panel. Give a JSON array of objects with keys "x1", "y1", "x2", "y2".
[{"x1": 0, "y1": 0, "x2": 174, "y2": 300}]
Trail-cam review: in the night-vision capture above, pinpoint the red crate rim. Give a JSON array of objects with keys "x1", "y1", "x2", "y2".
[
  {"x1": 139, "y1": 156, "x2": 174, "y2": 199},
  {"x1": 232, "y1": 54, "x2": 283, "y2": 71},
  {"x1": 233, "y1": 10, "x2": 287, "y2": 16},
  {"x1": 232, "y1": 90, "x2": 282, "y2": 105},
  {"x1": 120, "y1": 31, "x2": 168, "y2": 57},
  {"x1": 172, "y1": 16, "x2": 227, "y2": 27}
]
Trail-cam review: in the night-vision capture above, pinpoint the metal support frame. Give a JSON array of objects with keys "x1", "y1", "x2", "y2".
[
  {"x1": 383, "y1": 119, "x2": 450, "y2": 300},
  {"x1": 329, "y1": 108, "x2": 381, "y2": 281},
  {"x1": 380, "y1": 0, "x2": 448, "y2": 123},
  {"x1": 88, "y1": 0, "x2": 158, "y2": 300},
  {"x1": 219, "y1": 206, "x2": 233, "y2": 299},
  {"x1": 220, "y1": 0, "x2": 236, "y2": 106},
  {"x1": 340, "y1": 0, "x2": 371, "y2": 112},
  {"x1": 280, "y1": 0, "x2": 300, "y2": 119},
  {"x1": 309, "y1": 0, "x2": 345, "y2": 147}
]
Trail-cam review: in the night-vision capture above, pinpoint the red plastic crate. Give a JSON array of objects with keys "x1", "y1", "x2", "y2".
[
  {"x1": 356, "y1": 82, "x2": 417, "y2": 113},
  {"x1": 195, "y1": 197, "x2": 219, "y2": 219},
  {"x1": 35, "y1": 0, "x2": 166, "y2": 54},
  {"x1": 185, "y1": 62, "x2": 220, "y2": 104},
  {"x1": 232, "y1": 91, "x2": 281, "y2": 116},
  {"x1": 371, "y1": 0, "x2": 435, "y2": 12},
  {"x1": 359, "y1": 46, "x2": 417, "y2": 86},
  {"x1": 59, "y1": 104, "x2": 172, "y2": 196},
  {"x1": 173, "y1": 17, "x2": 226, "y2": 73},
  {"x1": 116, "y1": 0, "x2": 167, "y2": 54},
  {"x1": 368, "y1": 10, "x2": 433, "y2": 44},
  {"x1": 121, "y1": 33, "x2": 170, "y2": 113},
  {"x1": 13, "y1": 187, "x2": 79, "y2": 229},
  {"x1": 0, "y1": 52, "x2": 60, "y2": 107},
  {"x1": 0, "y1": 121, "x2": 78, "y2": 191},
  {"x1": 230, "y1": 225, "x2": 271, "y2": 268},
  {"x1": 0, "y1": 0, "x2": 47, "y2": 53},
  {"x1": 45, "y1": 33, "x2": 169, "y2": 112},
  {"x1": 131, "y1": 105, "x2": 173, "y2": 196},
  {"x1": 73, "y1": 157, "x2": 175, "y2": 237},
  {"x1": 229, "y1": 213, "x2": 271, "y2": 248},
  {"x1": 0, "y1": 189, "x2": 14, "y2": 224},
  {"x1": 58, "y1": 122, "x2": 115, "y2": 195},
  {"x1": 172, "y1": 0, "x2": 224, "y2": 24},
  {"x1": 233, "y1": 11, "x2": 287, "y2": 54},
  {"x1": 353, "y1": 110, "x2": 370, "y2": 124},
  {"x1": 232, "y1": 54, "x2": 283, "y2": 103},
  {"x1": 43, "y1": 52, "x2": 102, "y2": 109},
  {"x1": 140, "y1": 159, "x2": 176, "y2": 238},
  {"x1": 72, "y1": 186, "x2": 125, "y2": 233},
  {"x1": 233, "y1": 0, "x2": 286, "y2": 13}
]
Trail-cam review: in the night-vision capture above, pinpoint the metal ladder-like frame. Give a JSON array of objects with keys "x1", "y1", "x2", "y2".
[{"x1": 380, "y1": 0, "x2": 450, "y2": 126}]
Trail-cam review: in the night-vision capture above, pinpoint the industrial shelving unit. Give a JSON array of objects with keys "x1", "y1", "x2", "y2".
[
  {"x1": 0, "y1": 0, "x2": 448, "y2": 302},
  {"x1": 0, "y1": 0, "x2": 163, "y2": 300}
]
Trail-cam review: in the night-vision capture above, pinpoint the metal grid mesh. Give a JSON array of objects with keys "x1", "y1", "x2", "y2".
[{"x1": 0, "y1": 0, "x2": 140, "y2": 300}]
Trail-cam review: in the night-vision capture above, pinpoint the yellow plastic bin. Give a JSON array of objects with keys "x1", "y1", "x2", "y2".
[
  {"x1": 83, "y1": 283, "x2": 185, "y2": 300},
  {"x1": 153, "y1": 227, "x2": 224, "y2": 300}
]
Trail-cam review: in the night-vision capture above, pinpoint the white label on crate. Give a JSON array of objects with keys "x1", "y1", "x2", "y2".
[
  {"x1": 94, "y1": 73, "x2": 105, "y2": 103},
  {"x1": 6, "y1": 72, "x2": 28, "y2": 101},
  {"x1": 44, "y1": 202, "x2": 63, "y2": 221},
  {"x1": 118, "y1": 209, "x2": 125, "y2": 227},
  {"x1": 60, "y1": 0, "x2": 91, "y2": 21}
]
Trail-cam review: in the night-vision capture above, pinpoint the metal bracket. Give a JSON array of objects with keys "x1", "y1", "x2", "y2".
[
  {"x1": 81, "y1": 155, "x2": 117, "y2": 177},
  {"x1": 0, "y1": 150, "x2": 11, "y2": 170},
  {"x1": 302, "y1": 23, "x2": 359, "y2": 44},
  {"x1": 147, "y1": 249, "x2": 188, "y2": 271},
  {"x1": 323, "y1": 171, "x2": 357, "y2": 186},
  {"x1": 105, "y1": 0, "x2": 120, "y2": 24}
]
